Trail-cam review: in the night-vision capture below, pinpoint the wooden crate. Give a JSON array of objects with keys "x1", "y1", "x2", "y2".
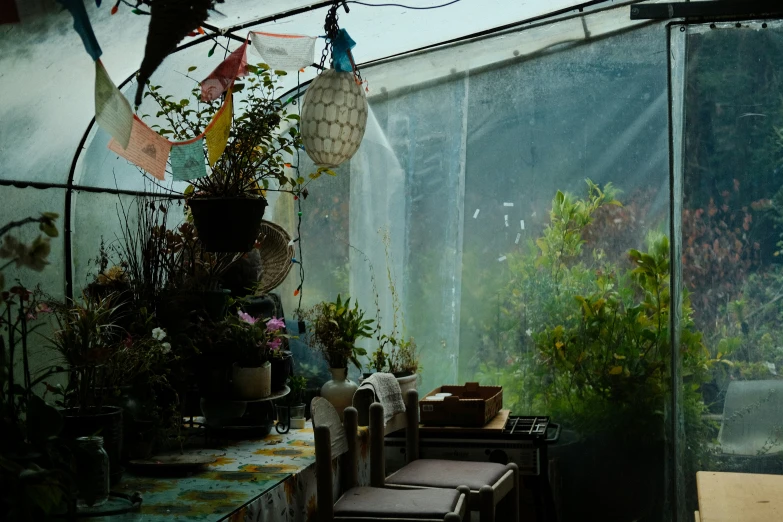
[{"x1": 419, "y1": 383, "x2": 503, "y2": 427}]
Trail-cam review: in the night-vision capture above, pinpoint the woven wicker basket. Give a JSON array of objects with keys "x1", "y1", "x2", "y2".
[{"x1": 255, "y1": 220, "x2": 295, "y2": 295}]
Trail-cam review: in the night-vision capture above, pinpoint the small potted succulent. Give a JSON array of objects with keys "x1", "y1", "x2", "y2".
[
  {"x1": 275, "y1": 375, "x2": 307, "y2": 432},
  {"x1": 229, "y1": 312, "x2": 288, "y2": 400}
]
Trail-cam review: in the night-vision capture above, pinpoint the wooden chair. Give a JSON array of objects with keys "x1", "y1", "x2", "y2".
[
  {"x1": 314, "y1": 400, "x2": 471, "y2": 522},
  {"x1": 377, "y1": 390, "x2": 520, "y2": 522}
]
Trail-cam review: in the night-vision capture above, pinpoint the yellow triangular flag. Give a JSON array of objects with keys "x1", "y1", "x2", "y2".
[{"x1": 205, "y1": 89, "x2": 233, "y2": 167}]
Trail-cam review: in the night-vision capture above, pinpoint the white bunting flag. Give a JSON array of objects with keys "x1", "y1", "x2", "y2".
[
  {"x1": 250, "y1": 32, "x2": 317, "y2": 70},
  {"x1": 95, "y1": 60, "x2": 133, "y2": 149}
]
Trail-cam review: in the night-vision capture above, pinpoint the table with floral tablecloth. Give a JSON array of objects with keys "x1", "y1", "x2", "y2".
[{"x1": 99, "y1": 424, "x2": 370, "y2": 522}]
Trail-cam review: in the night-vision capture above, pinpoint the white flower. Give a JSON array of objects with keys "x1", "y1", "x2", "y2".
[
  {"x1": 152, "y1": 327, "x2": 166, "y2": 341},
  {"x1": 526, "y1": 328, "x2": 533, "y2": 337},
  {"x1": 161, "y1": 342, "x2": 171, "y2": 354}
]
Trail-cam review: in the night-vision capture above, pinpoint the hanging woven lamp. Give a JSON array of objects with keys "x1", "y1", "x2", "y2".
[
  {"x1": 300, "y1": 1, "x2": 368, "y2": 168},
  {"x1": 301, "y1": 69, "x2": 368, "y2": 168}
]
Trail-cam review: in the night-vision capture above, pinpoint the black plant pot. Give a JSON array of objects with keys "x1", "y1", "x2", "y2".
[
  {"x1": 270, "y1": 351, "x2": 293, "y2": 392},
  {"x1": 189, "y1": 196, "x2": 267, "y2": 252},
  {"x1": 195, "y1": 355, "x2": 233, "y2": 399},
  {"x1": 61, "y1": 406, "x2": 123, "y2": 487},
  {"x1": 202, "y1": 289, "x2": 232, "y2": 321},
  {"x1": 549, "y1": 430, "x2": 664, "y2": 522}
]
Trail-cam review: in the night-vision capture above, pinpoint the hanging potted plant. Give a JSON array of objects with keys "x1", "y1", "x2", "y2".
[
  {"x1": 305, "y1": 295, "x2": 373, "y2": 418},
  {"x1": 143, "y1": 64, "x2": 303, "y2": 252},
  {"x1": 227, "y1": 311, "x2": 289, "y2": 400}
]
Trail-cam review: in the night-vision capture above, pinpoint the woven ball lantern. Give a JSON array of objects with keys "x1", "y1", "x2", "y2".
[{"x1": 300, "y1": 69, "x2": 368, "y2": 168}]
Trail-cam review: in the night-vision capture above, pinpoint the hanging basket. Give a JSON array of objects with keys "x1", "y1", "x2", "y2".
[
  {"x1": 255, "y1": 220, "x2": 296, "y2": 294},
  {"x1": 189, "y1": 197, "x2": 268, "y2": 252}
]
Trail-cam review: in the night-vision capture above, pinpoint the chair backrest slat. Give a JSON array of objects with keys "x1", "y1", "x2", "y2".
[
  {"x1": 370, "y1": 402, "x2": 386, "y2": 487},
  {"x1": 314, "y1": 425, "x2": 335, "y2": 522},
  {"x1": 312, "y1": 397, "x2": 349, "y2": 457},
  {"x1": 343, "y1": 406, "x2": 359, "y2": 490},
  {"x1": 405, "y1": 389, "x2": 420, "y2": 463}
]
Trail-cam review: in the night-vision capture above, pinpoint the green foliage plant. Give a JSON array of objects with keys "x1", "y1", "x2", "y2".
[
  {"x1": 143, "y1": 64, "x2": 310, "y2": 198},
  {"x1": 287, "y1": 375, "x2": 308, "y2": 405},
  {"x1": 47, "y1": 294, "x2": 126, "y2": 413},
  {"x1": 363, "y1": 229, "x2": 420, "y2": 376},
  {"x1": 475, "y1": 181, "x2": 712, "y2": 447},
  {"x1": 536, "y1": 232, "x2": 710, "y2": 438},
  {"x1": 305, "y1": 295, "x2": 373, "y2": 371}
]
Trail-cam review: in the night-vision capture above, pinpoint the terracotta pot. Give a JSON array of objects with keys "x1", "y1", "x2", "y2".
[
  {"x1": 232, "y1": 361, "x2": 272, "y2": 400},
  {"x1": 320, "y1": 367, "x2": 358, "y2": 420}
]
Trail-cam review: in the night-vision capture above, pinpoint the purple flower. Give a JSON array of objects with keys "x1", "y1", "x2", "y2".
[
  {"x1": 267, "y1": 338, "x2": 282, "y2": 351},
  {"x1": 238, "y1": 311, "x2": 257, "y2": 325},
  {"x1": 266, "y1": 317, "x2": 285, "y2": 332}
]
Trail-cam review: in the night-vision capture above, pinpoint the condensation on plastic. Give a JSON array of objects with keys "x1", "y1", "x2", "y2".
[
  {"x1": 0, "y1": 5, "x2": 147, "y2": 184},
  {"x1": 329, "y1": 12, "x2": 669, "y2": 398}
]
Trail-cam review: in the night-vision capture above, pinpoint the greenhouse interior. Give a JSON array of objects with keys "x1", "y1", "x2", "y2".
[{"x1": 4, "y1": 0, "x2": 783, "y2": 521}]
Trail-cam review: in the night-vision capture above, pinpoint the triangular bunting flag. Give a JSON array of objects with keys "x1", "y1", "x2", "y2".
[
  {"x1": 205, "y1": 89, "x2": 233, "y2": 167},
  {"x1": 56, "y1": 0, "x2": 102, "y2": 60},
  {"x1": 249, "y1": 32, "x2": 316, "y2": 71},
  {"x1": 170, "y1": 138, "x2": 208, "y2": 181},
  {"x1": 201, "y1": 41, "x2": 248, "y2": 102},
  {"x1": 108, "y1": 116, "x2": 171, "y2": 180},
  {"x1": 95, "y1": 60, "x2": 133, "y2": 149}
]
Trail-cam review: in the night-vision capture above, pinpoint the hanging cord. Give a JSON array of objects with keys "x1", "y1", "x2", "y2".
[
  {"x1": 318, "y1": 0, "x2": 366, "y2": 86},
  {"x1": 318, "y1": 0, "x2": 348, "y2": 70},
  {"x1": 294, "y1": 69, "x2": 306, "y2": 316}
]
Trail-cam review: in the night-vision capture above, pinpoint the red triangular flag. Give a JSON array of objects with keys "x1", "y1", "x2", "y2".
[{"x1": 200, "y1": 40, "x2": 248, "y2": 102}]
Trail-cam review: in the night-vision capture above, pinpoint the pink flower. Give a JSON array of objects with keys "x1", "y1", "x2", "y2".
[
  {"x1": 266, "y1": 317, "x2": 285, "y2": 332},
  {"x1": 268, "y1": 338, "x2": 282, "y2": 351},
  {"x1": 238, "y1": 311, "x2": 257, "y2": 325}
]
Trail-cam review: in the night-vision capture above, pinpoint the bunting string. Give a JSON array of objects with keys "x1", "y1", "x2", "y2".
[{"x1": 93, "y1": 28, "x2": 341, "y2": 182}]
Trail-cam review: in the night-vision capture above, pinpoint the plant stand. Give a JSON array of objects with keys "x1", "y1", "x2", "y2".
[{"x1": 201, "y1": 386, "x2": 290, "y2": 441}]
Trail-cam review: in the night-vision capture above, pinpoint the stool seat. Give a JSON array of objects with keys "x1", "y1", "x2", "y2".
[
  {"x1": 387, "y1": 459, "x2": 508, "y2": 491},
  {"x1": 334, "y1": 486, "x2": 462, "y2": 518}
]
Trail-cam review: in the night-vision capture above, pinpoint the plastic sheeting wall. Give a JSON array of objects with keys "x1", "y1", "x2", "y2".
[{"x1": 350, "y1": 17, "x2": 669, "y2": 396}]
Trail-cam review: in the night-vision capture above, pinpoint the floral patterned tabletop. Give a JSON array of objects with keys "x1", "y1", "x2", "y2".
[{"x1": 96, "y1": 424, "x2": 370, "y2": 522}]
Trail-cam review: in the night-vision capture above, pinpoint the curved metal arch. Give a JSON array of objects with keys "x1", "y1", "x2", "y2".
[{"x1": 61, "y1": 0, "x2": 626, "y2": 298}]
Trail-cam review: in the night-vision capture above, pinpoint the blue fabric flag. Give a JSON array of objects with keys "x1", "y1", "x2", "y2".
[
  {"x1": 57, "y1": 0, "x2": 102, "y2": 61},
  {"x1": 170, "y1": 138, "x2": 208, "y2": 181},
  {"x1": 331, "y1": 28, "x2": 356, "y2": 73}
]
